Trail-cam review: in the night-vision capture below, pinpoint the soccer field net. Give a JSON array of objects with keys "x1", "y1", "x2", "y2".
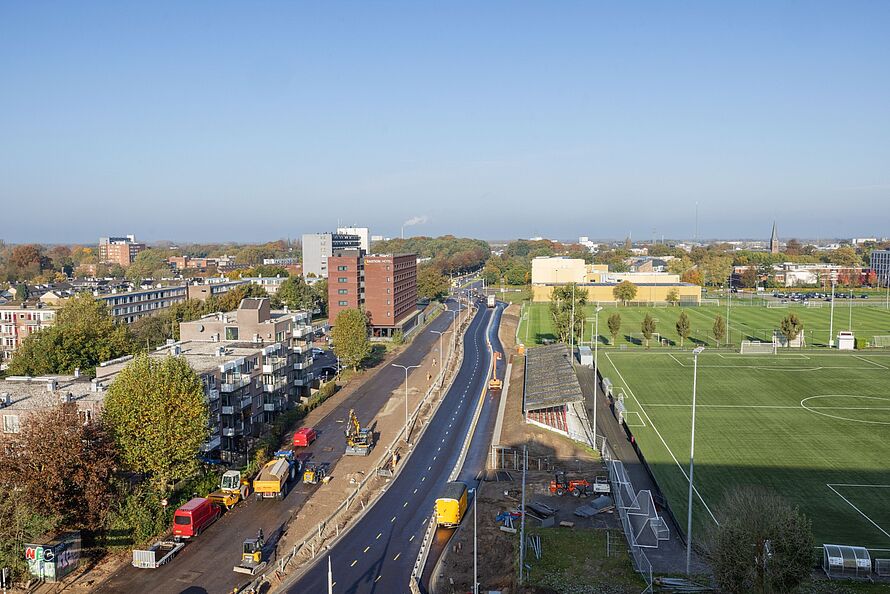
[
  {"x1": 873, "y1": 335, "x2": 890, "y2": 348},
  {"x1": 766, "y1": 301, "x2": 789, "y2": 308},
  {"x1": 740, "y1": 340, "x2": 777, "y2": 355},
  {"x1": 806, "y1": 302, "x2": 824, "y2": 308},
  {"x1": 700, "y1": 298, "x2": 720, "y2": 306}
]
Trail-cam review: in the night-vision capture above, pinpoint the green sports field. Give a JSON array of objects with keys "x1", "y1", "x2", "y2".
[
  {"x1": 598, "y1": 350, "x2": 890, "y2": 549},
  {"x1": 517, "y1": 302, "x2": 890, "y2": 348}
]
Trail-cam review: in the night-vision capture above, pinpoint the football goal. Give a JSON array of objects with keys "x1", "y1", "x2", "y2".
[
  {"x1": 740, "y1": 340, "x2": 777, "y2": 355},
  {"x1": 766, "y1": 301, "x2": 789, "y2": 308},
  {"x1": 700, "y1": 298, "x2": 720, "y2": 306},
  {"x1": 872, "y1": 335, "x2": 890, "y2": 348},
  {"x1": 806, "y1": 302, "x2": 824, "y2": 308}
]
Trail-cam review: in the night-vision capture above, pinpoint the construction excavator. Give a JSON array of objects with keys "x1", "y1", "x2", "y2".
[
  {"x1": 233, "y1": 531, "x2": 267, "y2": 575},
  {"x1": 345, "y1": 409, "x2": 374, "y2": 456},
  {"x1": 488, "y1": 351, "x2": 502, "y2": 392}
]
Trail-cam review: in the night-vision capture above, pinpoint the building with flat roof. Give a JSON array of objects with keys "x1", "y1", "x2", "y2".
[
  {"x1": 99, "y1": 235, "x2": 145, "y2": 267},
  {"x1": 0, "y1": 373, "x2": 105, "y2": 435},
  {"x1": 328, "y1": 251, "x2": 418, "y2": 336},
  {"x1": 1, "y1": 304, "x2": 57, "y2": 368},
  {"x1": 871, "y1": 250, "x2": 890, "y2": 286},
  {"x1": 98, "y1": 285, "x2": 188, "y2": 324},
  {"x1": 336, "y1": 226, "x2": 371, "y2": 252},
  {"x1": 302, "y1": 232, "x2": 363, "y2": 278}
]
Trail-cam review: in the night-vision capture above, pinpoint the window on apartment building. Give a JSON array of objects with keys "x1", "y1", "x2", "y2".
[
  {"x1": 338, "y1": 277, "x2": 348, "y2": 283},
  {"x1": 338, "y1": 265, "x2": 348, "y2": 271},
  {"x1": 338, "y1": 289, "x2": 348, "y2": 295},
  {"x1": 78, "y1": 410, "x2": 92, "y2": 425},
  {"x1": 225, "y1": 327, "x2": 239, "y2": 340},
  {"x1": 2, "y1": 414, "x2": 20, "y2": 434},
  {"x1": 338, "y1": 300, "x2": 348, "y2": 306}
]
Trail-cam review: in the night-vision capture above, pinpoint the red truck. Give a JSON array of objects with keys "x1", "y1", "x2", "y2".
[
  {"x1": 293, "y1": 427, "x2": 317, "y2": 447},
  {"x1": 172, "y1": 497, "x2": 221, "y2": 538}
]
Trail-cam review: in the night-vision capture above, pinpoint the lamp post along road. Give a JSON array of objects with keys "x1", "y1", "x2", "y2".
[
  {"x1": 686, "y1": 346, "x2": 704, "y2": 575},
  {"x1": 391, "y1": 363, "x2": 420, "y2": 444},
  {"x1": 469, "y1": 487, "x2": 478, "y2": 594}
]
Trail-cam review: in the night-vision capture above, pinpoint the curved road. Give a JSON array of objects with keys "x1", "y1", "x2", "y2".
[
  {"x1": 284, "y1": 299, "x2": 505, "y2": 594},
  {"x1": 95, "y1": 299, "x2": 465, "y2": 594}
]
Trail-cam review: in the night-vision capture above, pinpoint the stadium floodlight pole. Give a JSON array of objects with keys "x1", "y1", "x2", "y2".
[
  {"x1": 726, "y1": 275, "x2": 732, "y2": 347},
  {"x1": 594, "y1": 306, "x2": 604, "y2": 448},
  {"x1": 849, "y1": 287, "x2": 854, "y2": 332},
  {"x1": 392, "y1": 363, "x2": 420, "y2": 445},
  {"x1": 829, "y1": 274, "x2": 836, "y2": 348},
  {"x1": 686, "y1": 346, "x2": 705, "y2": 575},
  {"x1": 570, "y1": 284, "x2": 576, "y2": 359}
]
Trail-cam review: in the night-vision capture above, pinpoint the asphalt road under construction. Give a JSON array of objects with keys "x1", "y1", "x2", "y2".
[
  {"x1": 282, "y1": 299, "x2": 505, "y2": 594},
  {"x1": 95, "y1": 298, "x2": 468, "y2": 594}
]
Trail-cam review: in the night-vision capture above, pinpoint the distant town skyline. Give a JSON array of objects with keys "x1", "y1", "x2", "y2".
[{"x1": 2, "y1": 2, "x2": 888, "y2": 243}]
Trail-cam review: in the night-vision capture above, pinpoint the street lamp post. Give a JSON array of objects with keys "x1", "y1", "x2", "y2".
[
  {"x1": 686, "y1": 346, "x2": 705, "y2": 575},
  {"x1": 430, "y1": 330, "x2": 448, "y2": 366},
  {"x1": 391, "y1": 363, "x2": 420, "y2": 444},
  {"x1": 829, "y1": 274, "x2": 837, "y2": 347},
  {"x1": 469, "y1": 487, "x2": 478, "y2": 594}
]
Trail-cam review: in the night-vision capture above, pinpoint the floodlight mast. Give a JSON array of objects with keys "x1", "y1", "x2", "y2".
[{"x1": 686, "y1": 346, "x2": 705, "y2": 575}]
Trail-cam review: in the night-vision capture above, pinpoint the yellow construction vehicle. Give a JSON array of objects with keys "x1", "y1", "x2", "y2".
[
  {"x1": 488, "y1": 351, "x2": 502, "y2": 392},
  {"x1": 345, "y1": 409, "x2": 374, "y2": 456},
  {"x1": 302, "y1": 463, "x2": 328, "y2": 485},
  {"x1": 233, "y1": 532, "x2": 266, "y2": 575},
  {"x1": 207, "y1": 470, "x2": 250, "y2": 510}
]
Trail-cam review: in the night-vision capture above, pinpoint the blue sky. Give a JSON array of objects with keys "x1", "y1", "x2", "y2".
[{"x1": 1, "y1": 1, "x2": 888, "y2": 243}]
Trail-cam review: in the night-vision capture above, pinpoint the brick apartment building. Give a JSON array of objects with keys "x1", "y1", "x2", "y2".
[
  {"x1": 0, "y1": 304, "x2": 57, "y2": 367},
  {"x1": 98, "y1": 235, "x2": 145, "y2": 267},
  {"x1": 328, "y1": 250, "x2": 418, "y2": 337}
]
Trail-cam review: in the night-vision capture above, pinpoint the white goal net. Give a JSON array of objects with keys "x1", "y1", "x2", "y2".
[
  {"x1": 806, "y1": 302, "x2": 824, "y2": 308},
  {"x1": 873, "y1": 336, "x2": 890, "y2": 348},
  {"x1": 700, "y1": 298, "x2": 720, "y2": 306},
  {"x1": 766, "y1": 301, "x2": 789, "y2": 308},
  {"x1": 740, "y1": 340, "x2": 777, "y2": 355}
]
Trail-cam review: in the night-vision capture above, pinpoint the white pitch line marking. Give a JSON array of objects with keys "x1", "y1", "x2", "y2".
[{"x1": 827, "y1": 484, "x2": 890, "y2": 540}]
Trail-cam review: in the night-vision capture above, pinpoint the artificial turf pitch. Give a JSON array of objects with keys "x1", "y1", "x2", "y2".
[
  {"x1": 597, "y1": 350, "x2": 890, "y2": 550},
  {"x1": 517, "y1": 302, "x2": 890, "y2": 348}
]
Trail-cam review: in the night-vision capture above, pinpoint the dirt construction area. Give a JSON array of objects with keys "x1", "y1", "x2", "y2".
[{"x1": 430, "y1": 304, "x2": 643, "y2": 594}]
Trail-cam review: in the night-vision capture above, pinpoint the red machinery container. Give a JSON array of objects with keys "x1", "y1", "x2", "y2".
[
  {"x1": 292, "y1": 427, "x2": 317, "y2": 447},
  {"x1": 172, "y1": 497, "x2": 220, "y2": 538}
]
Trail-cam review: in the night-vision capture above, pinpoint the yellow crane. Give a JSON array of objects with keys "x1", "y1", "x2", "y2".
[{"x1": 488, "y1": 351, "x2": 502, "y2": 392}]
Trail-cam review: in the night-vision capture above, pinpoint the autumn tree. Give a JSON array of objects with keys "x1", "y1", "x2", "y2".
[
  {"x1": 103, "y1": 354, "x2": 208, "y2": 492},
  {"x1": 675, "y1": 311, "x2": 692, "y2": 347},
  {"x1": 709, "y1": 487, "x2": 814, "y2": 594},
  {"x1": 276, "y1": 275, "x2": 319, "y2": 311},
  {"x1": 612, "y1": 280, "x2": 638, "y2": 305},
  {"x1": 416, "y1": 265, "x2": 450, "y2": 301},
  {"x1": 640, "y1": 314, "x2": 657, "y2": 348},
  {"x1": 8, "y1": 293, "x2": 132, "y2": 376},
  {"x1": 713, "y1": 314, "x2": 726, "y2": 345},
  {"x1": 666, "y1": 288, "x2": 680, "y2": 306},
  {"x1": 331, "y1": 308, "x2": 372, "y2": 371},
  {"x1": 0, "y1": 403, "x2": 117, "y2": 530},
  {"x1": 779, "y1": 313, "x2": 803, "y2": 344},
  {"x1": 607, "y1": 313, "x2": 621, "y2": 345},
  {"x1": 681, "y1": 269, "x2": 704, "y2": 286}
]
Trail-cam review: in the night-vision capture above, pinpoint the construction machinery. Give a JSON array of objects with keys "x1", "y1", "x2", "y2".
[
  {"x1": 344, "y1": 409, "x2": 374, "y2": 456},
  {"x1": 233, "y1": 534, "x2": 266, "y2": 575},
  {"x1": 549, "y1": 471, "x2": 592, "y2": 497},
  {"x1": 487, "y1": 351, "x2": 502, "y2": 392},
  {"x1": 207, "y1": 470, "x2": 250, "y2": 510},
  {"x1": 132, "y1": 540, "x2": 185, "y2": 569},
  {"x1": 435, "y1": 481, "x2": 468, "y2": 527},
  {"x1": 302, "y1": 463, "x2": 327, "y2": 485},
  {"x1": 253, "y1": 451, "x2": 298, "y2": 500}
]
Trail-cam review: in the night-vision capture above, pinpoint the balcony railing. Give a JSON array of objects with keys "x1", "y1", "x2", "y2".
[
  {"x1": 262, "y1": 356, "x2": 288, "y2": 374},
  {"x1": 293, "y1": 325, "x2": 313, "y2": 339},
  {"x1": 240, "y1": 396, "x2": 253, "y2": 409},
  {"x1": 263, "y1": 377, "x2": 288, "y2": 393},
  {"x1": 201, "y1": 435, "x2": 221, "y2": 452},
  {"x1": 263, "y1": 402, "x2": 281, "y2": 412},
  {"x1": 221, "y1": 405, "x2": 235, "y2": 415},
  {"x1": 293, "y1": 356, "x2": 313, "y2": 371},
  {"x1": 222, "y1": 425, "x2": 244, "y2": 437},
  {"x1": 206, "y1": 389, "x2": 220, "y2": 402},
  {"x1": 221, "y1": 376, "x2": 251, "y2": 392}
]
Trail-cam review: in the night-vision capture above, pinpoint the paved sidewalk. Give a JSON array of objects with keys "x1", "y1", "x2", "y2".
[{"x1": 576, "y1": 365, "x2": 710, "y2": 575}]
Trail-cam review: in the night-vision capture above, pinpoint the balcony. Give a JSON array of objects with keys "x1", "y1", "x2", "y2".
[
  {"x1": 240, "y1": 396, "x2": 253, "y2": 410},
  {"x1": 293, "y1": 357, "x2": 313, "y2": 371},
  {"x1": 201, "y1": 435, "x2": 221, "y2": 452},
  {"x1": 263, "y1": 402, "x2": 281, "y2": 412},
  {"x1": 221, "y1": 376, "x2": 250, "y2": 392},
  {"x1": 262, "y1": 356, "x2": 287, "y2": 374},
  {"x1": 263, "y1": 377, "x2": 288, "y2": 393},
  {"x1": 221, "y1": 405, "x2": 235, "y2": 415},
  {"x1": 293, "y1": 325, "x2": 313, "y2": 339},
  {"x1": 206, "y1": 389, "x2": 220, "y2": 402},
  {"x1": 222, "y1": 425, "x2": 243, "y2": 437}
]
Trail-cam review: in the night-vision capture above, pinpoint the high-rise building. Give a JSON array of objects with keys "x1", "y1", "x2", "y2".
[
  {"x1": 327, "y1": 250, "x2": 418, "y2": 337},
  {"x1": 871, "y1": 250, "x2": 890, "y2": 285},
  {"x1": 336, "y1": 226, "x2": 371, "y2": 252},
  {"x1": 98, "y1": 235, "x2": 145, "y2": 267},
  {"x1": 301, "y1": 232, "x2": 362, "y2": 278}
]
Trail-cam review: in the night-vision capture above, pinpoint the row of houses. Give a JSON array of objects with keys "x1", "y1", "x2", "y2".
[{"x1": 0, "y1": 298, "x2": 317, "y2": 466}]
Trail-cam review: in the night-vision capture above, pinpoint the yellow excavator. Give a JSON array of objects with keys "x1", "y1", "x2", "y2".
[
  {"x1": 488, "y1": 351, "x2": 502, "y2": 392},
  {"x1": 345, "y1": 409, "x2": 374, "y2": 456},
  {"x1": 233, "y1": 531, "x2": 267, "y2": 575}
]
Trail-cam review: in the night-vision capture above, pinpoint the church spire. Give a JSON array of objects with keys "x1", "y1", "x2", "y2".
[{"x1": 770, "y1": 222, "x2": 779, "y2": 254}]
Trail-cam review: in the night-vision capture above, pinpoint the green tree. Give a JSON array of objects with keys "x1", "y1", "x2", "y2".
[
  {"x1": 713, "y1": 314, "x2": 726, "y2": 345},
  {"x1": 709, "y1": 487, "x2": 814, "y2": 594},
  {"x1": 612, "y1": 280, "x2": 638, "y2": 305},
  {"x1": 0, "y1": 491, "x2": 59, "y2": 582},
  {"x1": 675, "y1": 311, "x2": 691, "y2": 347},
  {"x1": 126, "y1": 249, "x2": 170, "y2": 280},
  {"x1": 216, "y1": 283, "x2": 269, "y2": 311},
  {"x1": 641, "y1": 313, "x2": 657, "y2": 349},
  {"x1": 276, "y1": 275, "x2": 319, "y2": 311},
  {"x1": 549, "y1": 284, "x2": 586, "y2": 344},
  {"x1": 607, "y1": 313, "x2": 622, "y2": 345},
  {"x1": 312, "y1": 279, "x2": 328, "y2": 316},
  {"x1": 417, "y1": 265, "x2": 450, "y2": 301},
  {"x1": 0, "y1": 403, "x2": 116, "y2": 529},
  {"x1": 8, "y1": 293, "x2": 132, "y2": 376},
  {"x1": 665, "y1": 287, "x2": 680, "y2": 306},
  {"x1": 103, "y1": 354, "x2": 208, "y2": 492},
  {"x1": 331, "y1": 308, "x2": 371, "y2": 371},
  {"x1": 779, "y1": 313, "x2": 803, "y2": 344},
  {"x1": 130, "y1": 314, "x2": 171, "y2": 350}
]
